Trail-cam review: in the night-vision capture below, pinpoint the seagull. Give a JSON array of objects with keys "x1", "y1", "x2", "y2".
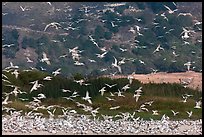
[
  {"x1": 119, "y1": 47, "x2": 128, "y2": 52},
  {"x1": 164, "y1": 5, "x2": 178, "y2": 14},
  {"x1": 37, "y1": 93, "x2": 46, "y2": 99},
  {"x1": 112, "y1": 56, "x2": 122, "y2": 73},
  {"x1": 96, "y1": 51, "x2": 108, "y2": 59},
  {"x1": 20, "y1": 6, "x2": 29, "y2": 12},
  {"x1": 152, "y1": 110, "x2": 159, "y2": 115},
  {"x1": 110, "y1": 106, "x2": 120, "y2": 110},
  {"x1": 150, "y1": 68, "x2": 158, "y2": 74},
  {"x1": 88, "y1": 59, "x2": 96, "y2": 63},
  {"x1": 11, "y1": 70, "x2": 19, "y2": 79},
  {"x1": 180, "y1": 95, "x2": 188, "y2": 103},
  {"x1": 40, "y1": 52, "x2": 51, "y2": 65},
  {"x1": 153, "y1": 44, "x2": 164, "y2": 53},
  {"x1": 122, "y1": 84, "x2": 130, "y2": 91},
  {"x1": 117, "y1": 89, "x2": 125, "y2": 97},
  {"x1": 2, "y1": 96, "x2": 11, "y2": 105},
  {"x1": 135, "y1": 87, "x2": 143, "y2": 93},
  {"x1": 110, "y1": 92, "x2": 115, "y2": 97},
  {"x1": 52, "y1": 68, "x2": 61, "y2": 76},
  {"x1": 171, "y1": 110, "x2": 179, "y2": 116},
  {"x1": 74, "y1": 61, "x2": 85, "y2": 66},
  {"x1": 44, "y1": 22, "x2": 61, "y2": 32},
  {"x1": 111, "y1": 21, "x2": 117, "y2": 27},
  {"x1": 178, "y1": 13, "x2": 192, "y2": 17},
  {"x1": 106, "y1": 97, "x2": 116, "y2": 101},
  {"x1": 2, "y1": 44, "x2": 15, "y2": 48},
  {"x1": 26, "y1": 57, "x2": 33, "y2": 63},
  {"x1": 43, "y1": 76, "x2": 52, "y2": 81},
  {"x1": 99, "y1": 87, "x2": 106, "y2": 96},
  {"x1": 139, "y1": 59, "x2": 146, "y2": 65},
  {"x1": 82, "y1": 91, "x2": 92, "y2": 104},
  {"x1": 105, "y1": 83, "x2": 117, "y2": 88},
  {"x1": 47, "y1": 2, "x2": 52, "y2": 6},
  {"x1": 172, "y1": 51, "x2": 179, "y2": 57},
  {"x1": 59, "y1": 54, "x2": 68, "y2": 58},
  {"x1": 30, "y1": 80, "x2": 42, "y2": 93},
  {"x1": 194, "y1": 100, "x2": 202, "y2": 109},
  {"x1": 184, "y1": 61, "x2": 192, "y2": 71},
  {"x1": 186, "y1": 111, "x2": 193, "y2": 118},
  {"x1": 133, "y1": 93, "x2": 141, "y2": 102},
  {"x1": 8, "y1": 62, "x2": 19, "y2": 69},
  {"x1": 62, "y1": 89, "x2": 72, "y2": 93}
]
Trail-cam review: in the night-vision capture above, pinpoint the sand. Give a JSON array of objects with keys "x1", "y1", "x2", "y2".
[{"x1": 105, "y1": 71, "x2": 202, "y2": 91}]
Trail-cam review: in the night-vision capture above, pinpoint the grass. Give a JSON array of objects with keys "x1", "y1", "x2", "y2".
[
  {"x1": 3, "y1": 92, "x2": 202, "y2": 121},
  {"x1": 2, "y1": 72, "x2": 202, "y2": 120}
]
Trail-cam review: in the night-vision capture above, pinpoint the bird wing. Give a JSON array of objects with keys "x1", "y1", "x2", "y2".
[{"x1": 164, "y1": 5, "x2": 171, "y2": 11}]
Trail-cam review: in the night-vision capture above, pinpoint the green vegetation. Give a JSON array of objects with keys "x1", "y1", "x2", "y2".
[{"x1": 2, "y1": 70, "x2": 202, "y2": 120}]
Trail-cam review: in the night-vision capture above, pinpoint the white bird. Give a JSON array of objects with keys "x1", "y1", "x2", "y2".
[
  {"x1": 47, "y1": 2, "x2": 52, "y2": 6},
  {"x1": 117, "y1": 89, "x2": 125, "y2": 97},
  {"x1": 153, "y1": 44, "x2": 164, "y2": 53},
  {"x1": 30, "y1": 80, "x2": 40, "y2": 93},
  {"x1": 122, "y1": 84, "x2": 130, "y2": 91},
  {"x1": 11, "y1": 70, "x2": 19, "y2": 79},
  {"x1": 37, "y1": 93, "x2": 46, "y2": 99},
  {"x1": 152, "y1": 110, "x2": 159, "y2": 115},
  {"x1": 2, "y1": 96, "x2": 11, "y2": 105},
  {"x1": 52, "y1": 68, "x2": 61, "y2": 76},
  {"x1": 43, "y1": 76, "x2": 52, "y2": 81},
  {"x1": 186, "y1": 111, "x2": 193, "y2": 118},
  {"x1": 59, "y1": 54, "x2": 68, "y2": 58},
  {"x1": 164, "y1": 5, "x2": 178, "y2": 14},
  {"x1": 139, "y1": 59, "x2": 146, "y2": 65},
  {"x1": 178, "y1": 13, "x2": 192, "y2": 17},
  {"x1": 171, "y1": 110, "x2": 179, "y2": 116},
  {"x1": 110, "y1": 106, "x2": 120, "y2": 110},
  {"x1": 74, "y1": 61, "x2": 85, "y2": 66},
  {"x1": 47, "y1": 108, "x2": 56, "y2": 118},
  {"x1": 2, "y1": 44, "x2": 15, "y2": 48},
  {"x1": 8, "y1": 62, "x2": 19, "y2": 69},
  {"x1": 172, "y1": 51, "x2": 179, "y2": 57},
  {"x1": 62, "y1": 89, "x2": 72, "y2": 93},
  {"x1": 40, "y1": 52, "x2": 51, "y2": 65},
  {"x1": 106, "y1": 97, "x2": 116, "y2": 101},
  {"x1": 88, "y1": 59, "x2": 96, "y2": 63},
  {"x1": 119, "y1": 47, "x2": 127, "y2": 52},
  {"x1": 99, "y1": 87, "x2": 106, "y2": 96},
  {"x1": 112, "y1": 56, "x2": 122, "y2": 73},
  {"x1": 194, "y1": 100, "x2": 202, "y2": 109},
  {"x1": 74, "y1": 79, "x2": 85, "y2": 85},
  {"x1": 133, "y1": 93, "x2": 141, "y2": 102},
  {"x1": 96, "y1": 51, "x2": 108, "y2": 59},
  {"x1": 26, "y1": 57, "x2": 33, "y2": 63},
  {"x1": 184, "y1": 61, "x2": 192, "y2": 71},
  {"x1": 105, "y1": 83, "x2": 117, "y2": 88},
  {"x1": 44, "y1": 22, "x2": 61, "y2": 32},
  {"x1": 135, "y1": 87, "x2": 143, "y2": 93},
  {"x1": 82, "y1": 91, "x2": 92, "y2": 104},
  {"x1": 20, "y1": 6, "x2": 29, "y2": 12},
  {"x1": 111, "y1": 21, "x2": 117, "y2": 27},
  {"x1": 110, "y1": 92, "x2": 115, "y2": 97}
]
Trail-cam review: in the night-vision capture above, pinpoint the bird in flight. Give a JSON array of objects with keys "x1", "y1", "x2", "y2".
[
  {"x1": 44, "y1": 22, "x2": 61, "y2": 32},
  {"x1": 164, "y1": 5, "x2": 178, "y2": 14},
  {"x1": 82, "y1": 91, "x2": 92, "y2": 104},
  {"x1": 40, "y1": 52, "x2": 51, "y2": 65},
  {"x1": 112, "y1": 56, "x2": 122, "y2": 73}
]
